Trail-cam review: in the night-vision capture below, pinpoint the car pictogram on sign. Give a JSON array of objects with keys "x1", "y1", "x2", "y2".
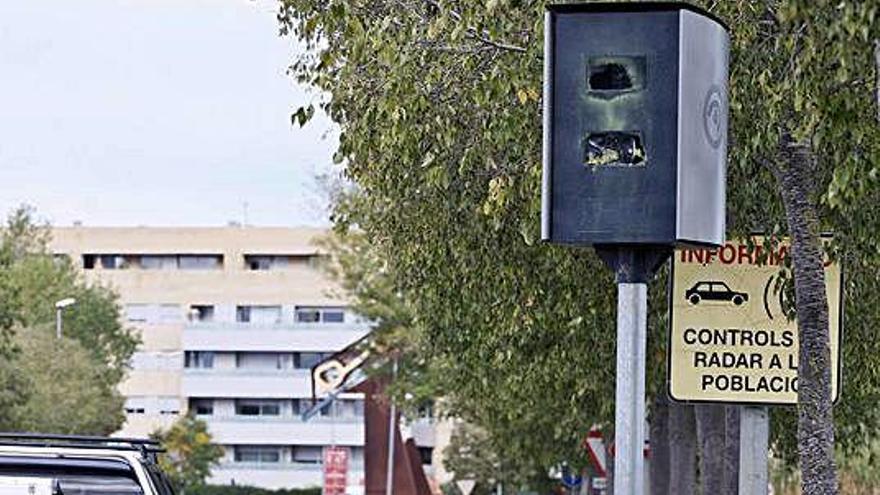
[{"x1": 685, "y1": 281, "x2": 749, "y2": 306}]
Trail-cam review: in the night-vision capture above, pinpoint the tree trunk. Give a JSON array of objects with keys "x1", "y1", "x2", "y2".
[
  {"x1": 874, "y1": 39, "x2": 879, "y2": 122},
  {"x1": 775, "y1": 137, "x2": 838, "y2": 495},
  {"x1": 696, "y1": 405, "x2": 726, "y2": 495},
  {"x1": 668, "y1": 402, "x2": 697, "y2": 495},
  {"x1": 723, "y1": 406, "x2": 740, "y2": 495},
  {"x1": 650, "y1": 392, "x2": 670, "y2": 495}
]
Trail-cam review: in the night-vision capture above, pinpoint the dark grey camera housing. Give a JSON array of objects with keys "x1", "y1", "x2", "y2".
[{"x1": 541, "y1": 3, "x2": 729, "y2": 248}]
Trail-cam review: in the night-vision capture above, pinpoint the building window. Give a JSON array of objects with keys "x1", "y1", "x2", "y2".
[
  {"x1": 101, "y1": 254, "x2": 128, "y2": 269},
  {"x1": 84, "y1": 254, "x2": 129, "y2": 269},
  {"x1": 124, "y1": 397, "x2": 147, "y2": 415},
  {"x1": 157, "y1": 397, "x2": 181, "y2": 415},
  {"x1": 322, "y1": 310, "x2": 345, "y2": 323},
  {"x1": 189, "y1": 305, "x2": 215, "y2": 322},
  {"x1": 234, "y1": 446, "x2": 281, "y2": 464},
  {"x1": 295, "y1": 308, "x2": 319, "y2": 323},
  {"x1": 292, "y1": 446, "x2": 323, "y2": 464},
  {"x1": 294, "y1": 352, "x2": 330, "y2": 370},
  {"x1": 290, "y1": 254, "x2": 324, "y2": 268},
  {"x1": 236, "y1": 306, "x2": 250, "y2": 323},
  {"x1": 190, "y1": 399, "x2": 214, "y2": 416},
  {"x1": 178, "y1": 255, "x2": 222, "y2": 270},
  {"x1": 184, "y1": 351, "x2": 214, "y2": 369},
  {"x1": 243, "y1": 254, "x2": 323, "y2": 270},
  {"x1": 350, "y1": 447, "x2": 365, "y2": 468},
  {"x1": 416, "y1": 402, "x2": 434, "y2": 419},
  {"x1": 295, "y1": 306, "x2": 346, "y2": 324},
  {"x1": 418, "y1": 447, "x2": 433, "y2": 466},
  {"x1": 141, "y1": 255, "x2": 178, "y2": 270},
  {"x1": 296, "y1": 399, "x2": 331, "y2": 417},
  {"x1": 337, "y1": 399, "x2": 365, "y2": 418},
  {"x1": 236, "y1": 352, "x2": 291, "y2": 371},
  {"x1": 244, "y1": 255, "x2": 291, "y2": 271},
  {"x1": 81, "y1": 253, "x2": 222, "y2": 270},
  {"x1": 100, "y1": 255, "x2": 116, "y2": 269},
  {"x1": 235, "y1": 400, "x2": 281, "y2": 416},
  {"x1": 236, "y1": 305, "x2": 281, "y2": 324},
  {"x1": 83, "y1": 254, "x2": 96, "y2": 269}
]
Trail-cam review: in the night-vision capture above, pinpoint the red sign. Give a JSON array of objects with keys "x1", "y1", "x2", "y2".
[{"x1": 323, "y1": 446, "x2": 350, "y2": 495}]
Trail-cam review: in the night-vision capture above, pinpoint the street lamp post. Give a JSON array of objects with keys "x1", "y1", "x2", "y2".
[{"x1": 55, "y1": 297, "x2": 77, "y2": 339}]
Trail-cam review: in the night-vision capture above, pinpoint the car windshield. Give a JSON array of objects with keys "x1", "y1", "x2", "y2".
[{"x1": 0, "y1": 475, "x2": 142, "y2": 495}]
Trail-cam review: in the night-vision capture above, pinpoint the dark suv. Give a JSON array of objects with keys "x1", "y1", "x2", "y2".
[
  {"x1": 685, "y1": 281, "x2": 748, "y2": 306},
  {"x1": 0, "y1": 433, "x2": 174, "y2": 495}
]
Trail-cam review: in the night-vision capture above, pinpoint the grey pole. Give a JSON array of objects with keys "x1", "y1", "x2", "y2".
[
  {"x1": 614, "y1": 282, "x2": 647, "y2": 495},
  {"x1": 385, "y1": 359, "x2": 398, "y2": 495},
  {"x1": 56, "y1": 307, "x2": 62, "y2": 340},
  {"x1": 738, "y1": 406, "x2": 769, "y2": 495}
]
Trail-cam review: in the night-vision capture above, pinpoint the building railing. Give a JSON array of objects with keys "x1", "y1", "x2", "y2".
[
  {"x1": 196, "y1": 415, "x2": 363, "y2": 424},
  {"x1": 183, "y1": 368, "x2": 311, "y2": 376},
  {"x1": 216, "y1": 461, "x2": 365, "y2": 472},
  {"x1": 184, "y1": 321, "x2": 369, "y2": 332}
]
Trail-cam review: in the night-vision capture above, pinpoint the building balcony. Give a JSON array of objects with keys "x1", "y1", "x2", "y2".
[
  {"x1": 182, "y1": 369, "x2": 313, "y2": 398},
  {"x1": 210, "y1": 464, "x2": 364, "y2": 491},
  {"x1": 203, "y1": 417, "x2": 364, "y2": 445},
  {"x1": 183, "y1": 323, "x2": 370, "y2": 352}
]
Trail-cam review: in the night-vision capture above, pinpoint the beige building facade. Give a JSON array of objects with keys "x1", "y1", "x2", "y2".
[{"x1": 51, "y1": 227, "x2": 371, "y2": 489}]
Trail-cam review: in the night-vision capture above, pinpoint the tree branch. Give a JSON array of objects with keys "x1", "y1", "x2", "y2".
[{"x1": 423, "y1": 0, "x2": 528, "y2": 53}]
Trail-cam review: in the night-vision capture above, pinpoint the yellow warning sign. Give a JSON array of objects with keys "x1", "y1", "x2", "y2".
[{"x1": 669, "y1": 237, "x2": 842, "y2": 404}]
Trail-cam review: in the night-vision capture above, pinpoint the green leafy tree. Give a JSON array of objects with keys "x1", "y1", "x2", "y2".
[
  {"x1": 0, "y1": 206, "x2": 46, "y2": 357},
  {"x1": 279, "y1": 1, "x2": 880, "y2": 493},
  {"x1": 0, "y1": 326, "x2": 126, "y2": 434},
  {"x1": 1, "y1": 207, "x2": 138, "y2": 384},
  {"x1": 443, "y1": 422, "x2": 523, "y2": 495},
  {"x1": 152, "y1": 415, "x2": 225, "y2": 494},
  {"x1": 0, "y1": 205, "x2": 140, "y2": 432}
]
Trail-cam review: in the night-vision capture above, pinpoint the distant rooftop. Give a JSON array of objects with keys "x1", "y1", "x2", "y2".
[{"x1": 51, "y1": 225, "x2": 331, "y2": 255}]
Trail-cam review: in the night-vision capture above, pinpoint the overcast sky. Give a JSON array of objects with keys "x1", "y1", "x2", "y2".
[{"x1": 0, "y1": 0, "x2": 338, "y2": 227}]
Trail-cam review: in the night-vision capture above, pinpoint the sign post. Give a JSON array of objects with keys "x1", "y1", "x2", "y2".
[
  {"x1": 542, "y1": 5, "x2": 729, "y2": 494},
  {"x1": 610, "y1": 275, "x2": 647, "y2": 494},
  {"x1": 738, "y1": 406, "x2": 769, "y2": 494}
]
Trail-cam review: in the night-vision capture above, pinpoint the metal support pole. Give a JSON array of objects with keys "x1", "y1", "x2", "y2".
[
  {"x1": 738, "y1": 406, "x2": 769, "y2": 495},
  {"x1": 614, "y1": 282, "x2": 647, "y2": 495},
  {"x1": 56, "y1": 308, "x2": 62, "y2": 340},
  {"x1": 385, "y1": 359, "x2": 398, "y2": 495}
]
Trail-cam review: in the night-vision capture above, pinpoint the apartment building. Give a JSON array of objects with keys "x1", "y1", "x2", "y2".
[{"x1": 51, "y1": 227, "x2": 372, "y2": 489}]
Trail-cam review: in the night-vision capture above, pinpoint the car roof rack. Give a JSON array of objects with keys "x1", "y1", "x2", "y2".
[{"x1": 0, "y1": 432, "x2": 164, "y2": 454}]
